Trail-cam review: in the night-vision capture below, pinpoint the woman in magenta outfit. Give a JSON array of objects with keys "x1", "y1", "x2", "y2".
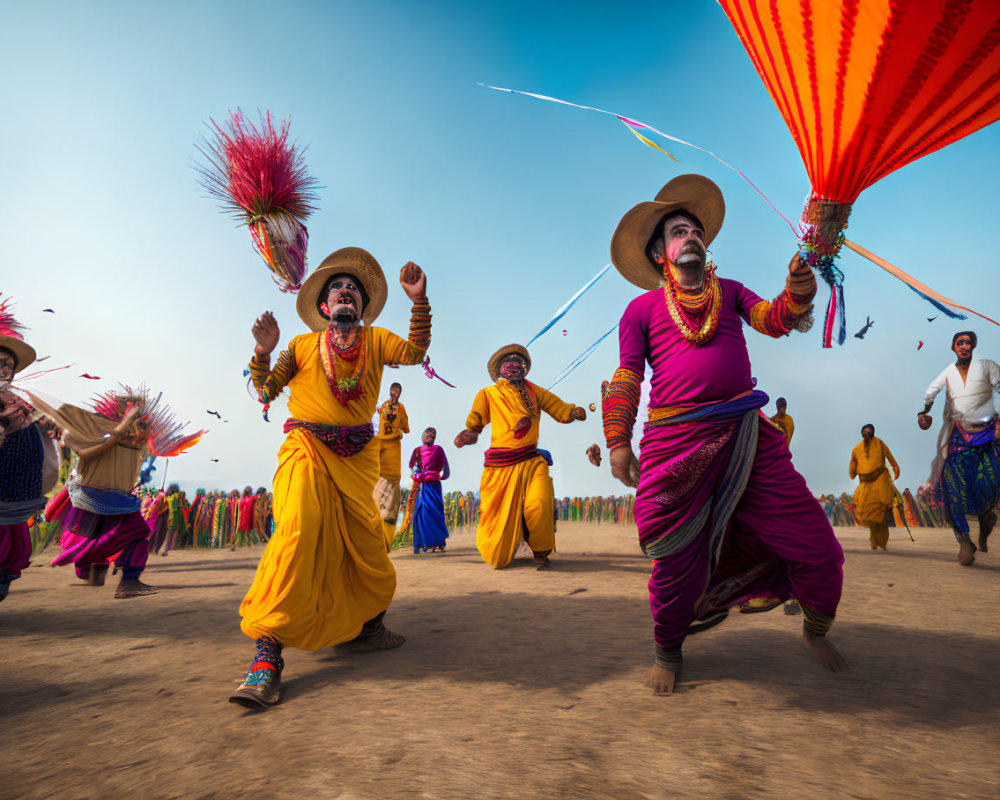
[
  {"x1": 402, "y1": 427, "x2": 450, "y2": 553},
  {"x1": 602, "y1": 174, "x2": 845, "y2": 695}
]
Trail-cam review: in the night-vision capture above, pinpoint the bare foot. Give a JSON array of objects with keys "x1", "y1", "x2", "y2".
[
  {"x1": 958, "y1": 540, "x2": 976, "y2": 566},
  {"x1": 357, "y1": 622, "x2": 405, "y2": 650},
  {"x1": 979, "y1": 511, "x2": 995, "y2": 553},
  {"x1": 114, "y1": 578, "x2": 158, "y2": 599},
  {"x1": 648, "y1": 664, "x2": 680, "y2": 695},
  {"x1": 803, "y1": 627, "x2": 847, "y2": 673},
  {"x1": 87, "y1": 564, "x2": 109, "y2": 586}
]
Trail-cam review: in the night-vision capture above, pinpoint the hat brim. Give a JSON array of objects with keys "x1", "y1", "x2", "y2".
[
  {"x1": 0, "y1": 335, "x2": 36, "y2": 374},
  {"x1": 296, "y1": 247, "x2": 389, "y2": 332},
  {"x1": 610, "y1": 174, "x2": 725, "y2": 290},
  {"x1": 488, "y1": 344, "x2": 531, "y2": 382}
]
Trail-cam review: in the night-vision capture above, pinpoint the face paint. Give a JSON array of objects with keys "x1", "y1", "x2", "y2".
[
  {"x1": 499, "y1": 355, "x2": 526, "y2": 381},
  {"x1": 320, "y1": 274, "x2": 364, "y2": 323},
  {"x1": 662, "y1": 215, "x2": 707, "y2": 286}
]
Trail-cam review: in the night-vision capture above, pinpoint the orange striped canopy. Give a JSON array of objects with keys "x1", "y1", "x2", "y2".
[{"x1": 720, "y1": 0, "x2": 1000, "y2": 204}]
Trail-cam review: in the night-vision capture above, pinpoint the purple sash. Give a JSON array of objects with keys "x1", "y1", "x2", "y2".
[{"x1": 283, "y1": 419, "x2": 374, "y2": 457}]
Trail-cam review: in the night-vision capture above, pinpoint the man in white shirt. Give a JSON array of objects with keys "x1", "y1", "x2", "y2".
[{"x1": 918, "y1": 331, "x2": 1000, "y2": 565}]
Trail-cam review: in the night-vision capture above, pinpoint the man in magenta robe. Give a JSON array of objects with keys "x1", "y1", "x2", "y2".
[{"x1": 601, "y1": 174, "x2": 846, "y2": 695}]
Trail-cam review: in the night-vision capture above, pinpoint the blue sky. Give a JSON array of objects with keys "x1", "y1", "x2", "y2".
[{"x1": 2, "y1": 0, "x2": 998, "y2": 497}]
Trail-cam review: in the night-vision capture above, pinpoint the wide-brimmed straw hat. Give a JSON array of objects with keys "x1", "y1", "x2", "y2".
[
  {"x1": 0, "y1": 334, "x2": 35, "y2": 374},
  {"x1": 296, "y1": 247, "x2": 388, "y2": 332},
  {"x1": 610, "y1": 174, "x2": 726, "y2": 290},
  {"x1": 487, "y1": 344, "x2": 531, "y2": 382}
]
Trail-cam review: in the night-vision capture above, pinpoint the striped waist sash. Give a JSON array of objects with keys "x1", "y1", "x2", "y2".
[
  {"x1": 483, "y1": 446, "x2": 540, "y2": 468},
  {"x1": 646, "y1": 389, "x2": 769, "y2": 428},
  {"x1": 284, "y1": 419, "x2": 374, "y2": 458}
]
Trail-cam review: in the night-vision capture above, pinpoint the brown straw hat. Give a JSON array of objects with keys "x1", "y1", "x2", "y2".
[
  {"x1": 487, "y1": 344, "x2": 531, "y2": 382},
  {"x1": 296, "y1": 247, "x2": 389, "y2": 332},
  {"x1": 0, "y1": 334, "x2": 36, "y2": 374},
  {"x1": 610, "y1": 174, "x2": 725, "y2": 290}
]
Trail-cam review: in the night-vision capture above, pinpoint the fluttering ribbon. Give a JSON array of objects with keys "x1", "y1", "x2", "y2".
[
  {"x1": 481, "y1": 83, "x2": 799, "y2": 236},
  {"x1": 547, "y1": 324, "x2": 619, "y2": 390},
  {"x1": 422, "y1": 356, "x2": 456, "y2": 388},
  {"x1": 843, "y1": 240, "x2": 998, "y2": 327},
  {"x1": 485, "y1": 85, "x2": 999, "y2": 334},
  {"x1": 526, "y1": 263, "x2": 612, "y2": 346},
  {"x1": 12, "y1": 364, "x2": 72, "y2": 382}
]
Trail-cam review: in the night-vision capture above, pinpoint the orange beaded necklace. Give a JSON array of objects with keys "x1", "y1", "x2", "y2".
[{"x1": 661, "y1": 262, "x2": 721, "y2": 346}]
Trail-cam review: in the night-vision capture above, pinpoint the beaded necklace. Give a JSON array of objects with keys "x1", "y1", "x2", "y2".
[
  {"x1": 319, "y1": 326, "x2": 368, "y2": 407},
  {"x1": 661, "y1": 262, "x2": 721, "y2": 346}
]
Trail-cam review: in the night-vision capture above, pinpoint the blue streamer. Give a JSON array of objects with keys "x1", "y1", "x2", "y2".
[
  {"x1": 526, "y1": 264, "x2": 612, "y2": 346},
  {"x1": 547, "y1": 323, "x2": 619, "y2": 390},
  {"x1": 904, "y1": 283, "x2": 967, "y2": 320}
]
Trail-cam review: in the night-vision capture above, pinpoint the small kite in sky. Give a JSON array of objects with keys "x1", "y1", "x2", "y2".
[
  {"x1": 42, "y1": 308, "x2": 55, "y2": 313},
  {"x1": 562, "y1": 329, "x2": 567, "y2": 336},
  {"x1": 79, "y1": 374, "x2": 101, "y2": 380},
  {"x1": 854, "y1": 317, "x2": 874, "y2": 339},
  {"x1": 207, "y1": 410, "x2": 222, "y2": 418},
  {"x1": 917, "y1": 341, "x2": 924, "y2": 350},
  {"x1": 36, "y1": 356, "x2": 50, "y2": 362},
  {"x1": 210, "y1": 458, "x2": 220, "y2": 463}
]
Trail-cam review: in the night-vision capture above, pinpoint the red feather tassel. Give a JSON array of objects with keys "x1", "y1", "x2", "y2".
[{"x1": 196, "y1": 109, "x2": 319, "y2": 293}]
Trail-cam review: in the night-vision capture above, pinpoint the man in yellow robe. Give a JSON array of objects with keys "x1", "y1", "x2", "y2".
[
  {"x1": 373, "y1": 382, "x2": 409, "y2": 546},
  {"x1": 454, "y1": 344, "x2": 585, "y2": 570},
  {"x1": 770, "y1": 397, "x2": 794, "y2": 448},
  {"x1": 849, "y1": 423, "x2": 901, "y2": 550},
  {"x1": 231, "y1": 247, "x2": 431, "y2": 709}
]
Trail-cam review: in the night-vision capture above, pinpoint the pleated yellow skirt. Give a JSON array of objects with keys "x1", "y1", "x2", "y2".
[
  {"x1": 239, "y1": 430, "x2": 396, "y2": 649},
  {"x1": 476, "y1": 456, "x2": 555, "y2": 569}
]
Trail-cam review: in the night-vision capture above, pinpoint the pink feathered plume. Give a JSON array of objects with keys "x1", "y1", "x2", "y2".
[
  {"x1": 0, "y1": 295, "x2": 27, "y2": 340},
  {"x1": 92, "y1": 384, "x2": 205, "y2": 458},
  {"x1": 196, "y1": 109, "x2": 319, "y2": 293}
]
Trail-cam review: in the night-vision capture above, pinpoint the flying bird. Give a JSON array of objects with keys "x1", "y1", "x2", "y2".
[
  {"x1": 210, "y1": 458, "x2": 220, "y2": 463},
  {"x1": 79, "y1": 373, "x2": 101, "y2": 380},
  {"x1": 207, "y1": 410, "x2": 222, "y2": 419},
  {"x1": 854, "y1": 317, "x2": 874, "y2": 339},
  {"x1": 42, "y1": 308, "x2": 55, "y2": 313},
  {"x1": 927, "y1": 316, "x2": 937, "y2": 322}
]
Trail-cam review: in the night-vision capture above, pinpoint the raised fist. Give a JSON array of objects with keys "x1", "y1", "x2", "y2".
[
  {"x1": 252, "y1": 312, "x2": 280, "y2": 358},
  {"x1": 400, "y1": 262, "x2": 427, "y2": 301}
]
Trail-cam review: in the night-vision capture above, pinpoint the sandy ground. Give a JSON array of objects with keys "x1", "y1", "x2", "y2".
[{"x1": 2, "y1": 522, "x2": 998, "y2": 800}]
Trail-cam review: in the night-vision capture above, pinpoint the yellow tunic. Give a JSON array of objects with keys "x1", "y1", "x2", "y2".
[
  {"x1": 239, "y1": 325, "x2": 426, "y2": 649},
  {"x1": 28, "y1": 396, "x2": 146, "y2": 493},
  {"x1": 849, "y1": 437, "x2": 900, "y2": 525},
  {"x1": 375, "y1": 401, "x2": 409, "y2": 482},
  {"x1": 467, "y1": 379, "x2": 576, "y2": 568},
  {"x1": 770, "y1": 412, "x2": 794, "y2": 447}
]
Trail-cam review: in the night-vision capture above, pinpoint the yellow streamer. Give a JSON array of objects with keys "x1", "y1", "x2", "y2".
[{"x1": 621, "y1": 121, "x2": 679, "y2": 161}]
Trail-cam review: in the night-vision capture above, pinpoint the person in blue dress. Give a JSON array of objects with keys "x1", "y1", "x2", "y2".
[{"x1": 399, "y1": 427, "x2": 450, "y2": 553}]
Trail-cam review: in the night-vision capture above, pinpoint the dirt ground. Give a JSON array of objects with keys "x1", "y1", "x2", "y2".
[{"x1": 2, "y1": 522, "x2": 998, "y2": 800}]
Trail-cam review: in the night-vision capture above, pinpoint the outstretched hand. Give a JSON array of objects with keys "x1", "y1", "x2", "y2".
[
  {"x1": 454, "y1": 429, "x2": 479, "y2": 448},
  {"x1": 400, "y1": 262, "x2": 427, "y2": 301},
  {"x1": 586, "y1": 444, "x2": 601, "y2": 467},
  {"x1": 610, "y1": 446, "x2": 640, "y2": 488},
  {"x1": 917, "y1": 413, "x2": 932, "y2": 431},
  {"x1": 570, "y1": 406, "x2": 587, "y2": 421},
  {"x1": 253, "y1": 312, "x2": 280, "y2": 358}
]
